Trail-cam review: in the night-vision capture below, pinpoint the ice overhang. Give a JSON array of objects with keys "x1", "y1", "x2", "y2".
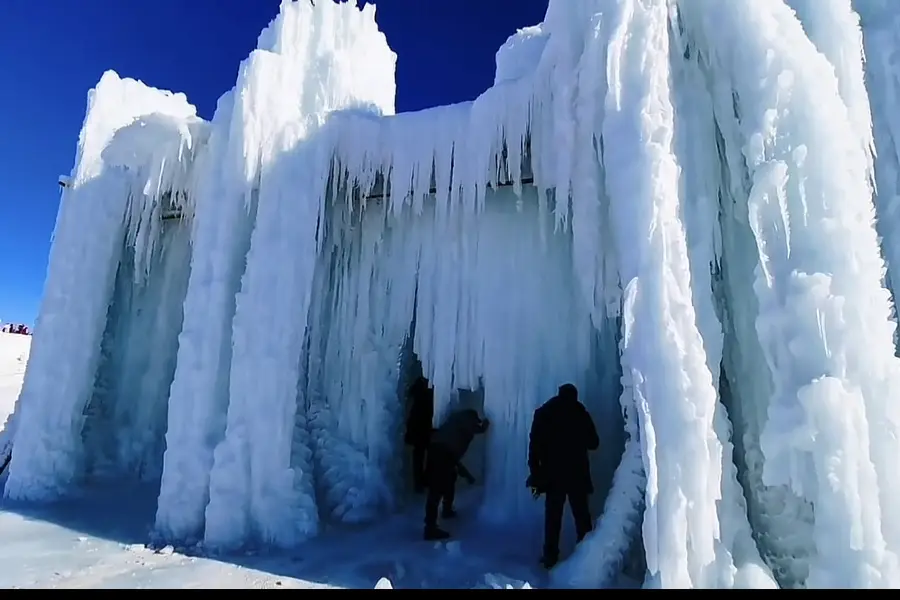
[
  {"x1": 58, "y1": 136, "x2": 537, "y2": 222},
  {"x1": 339, "y1": 137, "x2": 536, "y2": 203}
]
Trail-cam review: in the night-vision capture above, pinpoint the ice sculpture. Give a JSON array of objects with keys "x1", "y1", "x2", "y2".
[{"x1": 4, "y1": 0, "x2": 900, "y2": 589}]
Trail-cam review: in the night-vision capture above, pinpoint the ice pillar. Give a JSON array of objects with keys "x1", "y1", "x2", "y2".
[
  {"x1": 4, "y1": 72, "x2": 197, "y2": 502},
  {"x1": 200, "y1": 0, "x2": 398, "y2": 549}
]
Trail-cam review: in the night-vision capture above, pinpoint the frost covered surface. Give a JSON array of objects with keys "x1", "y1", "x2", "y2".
[{"x1": 6, "y1": 0, "x2": 900, "y2": 590}]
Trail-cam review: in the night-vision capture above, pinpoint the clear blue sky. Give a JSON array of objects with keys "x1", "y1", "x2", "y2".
[{"x1": 0, "y1": 0, "x2": 547, "y2": 326}]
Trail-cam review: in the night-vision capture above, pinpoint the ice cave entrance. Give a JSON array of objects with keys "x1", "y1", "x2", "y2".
[{"x1": 86, "y1": 155, "x2": 624, "y2": 550}]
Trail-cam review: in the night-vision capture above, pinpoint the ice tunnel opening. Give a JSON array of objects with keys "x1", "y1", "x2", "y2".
[{"x1": 311, "y1": 176, "x2": 629, "y2": 563}]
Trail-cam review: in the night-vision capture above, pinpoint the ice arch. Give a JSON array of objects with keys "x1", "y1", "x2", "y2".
[{"x1": 5, "y1": 0, "x2": 900, "y2": 590}]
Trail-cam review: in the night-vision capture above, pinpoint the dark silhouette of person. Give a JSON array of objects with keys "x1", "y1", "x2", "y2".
[
  {"x1": 527, "y1": 383, "x2": 599, "y2": 569},
  {"x1": 404, "y1": 376, "x2": 435, "y2": 493},
  {"x1": 423, "y1": 408, "x2": 489, "y2": 540}
]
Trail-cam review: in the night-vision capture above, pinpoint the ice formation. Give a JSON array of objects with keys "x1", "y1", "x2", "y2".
[{"x1": 4, "y1": 0, "x2": 900, "y2": 589}]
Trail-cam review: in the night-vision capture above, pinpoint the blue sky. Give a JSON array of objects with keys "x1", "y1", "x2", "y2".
[{"x1": 0, "y1": 0, "x2": 548, "y2": 326}]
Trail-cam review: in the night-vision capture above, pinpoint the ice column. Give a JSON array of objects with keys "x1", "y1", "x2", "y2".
[
  {"x1": 859, "y1": 2, "x2": 900, "y2": 344},
  {"x1": 680, "y1": 0, "x2": 900, "y2": 587},
  {"x1": 310, "y1": 198, "x2": 419, "y2": 524},
  {"x1": 598, "y1": 0, "x2": 761, "y2": 588},
  {"x1": 153, "y1": 89, "x2": 255, "y2": 543},
  {"x1": 668, "y1": 13, "x2": 776, "y2": 588},
  {"x1": 202, "y1": 0, "x2": 397, "y2": 549},
  {"x1": 787, "y1": 0, "x2": 874, "y2": 184},
  {"x1": 4, "y1": 72, "x2": 197, "y2": 502}
]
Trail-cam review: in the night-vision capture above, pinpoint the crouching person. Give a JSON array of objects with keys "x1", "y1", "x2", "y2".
[{"x1": 423, "y1": 408, "x2": 489, "y2": 541}]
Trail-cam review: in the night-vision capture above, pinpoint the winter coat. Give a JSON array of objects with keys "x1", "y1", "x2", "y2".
[
  {"x1": 430, "y1": 409, "x2": 488, "y2": 462},
  {"x1": 528, "y1": 384, "x2": 599, "y2": 494},
  {"x1": 404, "y1": 379, "x2": 435, "y2": 447}
]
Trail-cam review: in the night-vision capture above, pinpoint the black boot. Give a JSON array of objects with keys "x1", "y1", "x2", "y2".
[
  {"x1": 424, "y1": 526, "x2": 451, "y2": 541},
  {"x1": 441, "y1": 507, "x2": 458, "y2": 519}
]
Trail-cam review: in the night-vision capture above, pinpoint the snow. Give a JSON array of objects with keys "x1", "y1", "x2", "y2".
[
  {"x1": 6, "y1": 0, "x2": 900, "y2": 590},
  {"x1": 0, "y1": 484, "x2": 550, "y2": 588},
  {"x1": 0, "y1": 333, "x2": 31, "y2": 457},
  {"x1": 2, "y1": 335, "x2": 557, "y2": 589}
]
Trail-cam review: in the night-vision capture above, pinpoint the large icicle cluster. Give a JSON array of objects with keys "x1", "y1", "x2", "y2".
[
  {"x1": 6, "y1": 0, "x2": 900, "y2": 590},
  {"x1": 3, "y1": 71, "x2": 203, "y2": 500},
  {"x1": 155, "y1": 0, "x2": 398, "y2": 549}
]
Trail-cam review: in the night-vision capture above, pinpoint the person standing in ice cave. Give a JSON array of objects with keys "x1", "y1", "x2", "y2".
[
  {"x1": 422, "y1": 408, "x2": 490, "y2": 541},
  {"x1": 527, "y1": 383, "x2": 599, "y2": 569},
  {"x1": 404, "y1": 376, "x2": 436, "y2": 493}
]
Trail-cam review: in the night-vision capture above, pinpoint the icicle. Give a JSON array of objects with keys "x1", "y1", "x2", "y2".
[
  {"x1": 788, "y1": 0, "x2": 875, "y2": 189},
  {"x1": 5, "y1": 71, "x2": 199, "y2": 503},
  {"x1": 680, "y1": 0, "x2": 900, "y2": 587}
]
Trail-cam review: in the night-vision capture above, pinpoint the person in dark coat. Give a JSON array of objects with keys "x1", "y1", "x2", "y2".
[
  {"x1": 423, "y1": 408, "x2": 489, "y2": 540},
  {"x1": 405, "y1": 376, "x2": 435, "y2": 493},
  {"x1": 527, "y1": 383, "x2": 599, "y2": 569}
]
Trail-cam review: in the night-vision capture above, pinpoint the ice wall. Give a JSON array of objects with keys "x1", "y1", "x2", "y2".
[
  {"x1": 3, "y1": 72, "x2": 203, "y2": 501},
  {"x1": 678, "y1": 0, "x2": 900, "y2": 587},
  {"x1": 152, "y1": 89, "x2": 249, "y2": 544},
  {"x1": 593, "y1": 0, "x2": 744, "y2": 588},
  {"x1": 156, "y1": 0, "x2": 397, "y2": 549},
  {"x1": 11, "y1": 0, "x2": 900, "y2": 590},
  {"x1": 858, "y1": 0, "x2": 900, "y2": 346}
]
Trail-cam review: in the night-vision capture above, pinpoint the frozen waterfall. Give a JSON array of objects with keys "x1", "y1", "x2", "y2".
[{"x1": 5, "y1": 0, "x2": 900, "y2": 589}]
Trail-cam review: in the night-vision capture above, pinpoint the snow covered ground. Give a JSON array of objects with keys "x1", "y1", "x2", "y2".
[
  {"x1": 0, "y1": 333, "x2": 551, "y2": 589},
  {"x1": 0, "y1": 482, "x2": 546, "y2": 589},
  {"x1": 0, "y1": 332, "x2": 30, "y2": 427}
]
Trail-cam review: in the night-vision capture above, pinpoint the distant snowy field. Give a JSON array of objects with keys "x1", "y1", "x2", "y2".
[
  {"x1": 0, "y1": 334, "x2": 546, "y2": 589},
  {"x1": 0, "y1": 332, "x2": 30, "y2": 426}
]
